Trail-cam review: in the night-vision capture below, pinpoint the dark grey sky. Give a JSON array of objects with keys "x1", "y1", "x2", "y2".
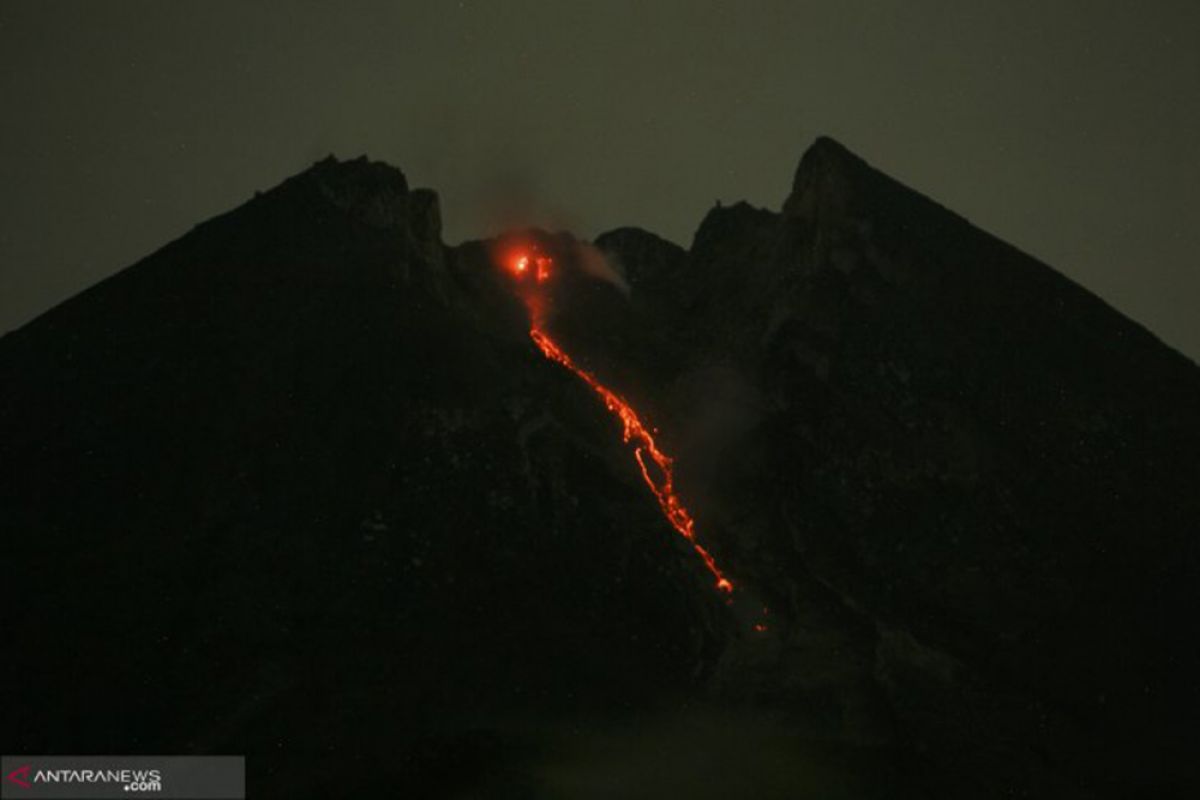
[{"x1": 2, "y1": 1, "x2": 1197, "y2": 359}]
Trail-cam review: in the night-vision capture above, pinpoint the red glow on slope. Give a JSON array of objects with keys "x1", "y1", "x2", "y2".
[{"x1": 529, "y1": 324, "x2": 734, "y2": 596}]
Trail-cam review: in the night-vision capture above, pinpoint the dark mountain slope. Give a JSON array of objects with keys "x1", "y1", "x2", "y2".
[
  {"x1": 0, "y1": 157, "x2": 730, "y2": 797},
  {"x1": 596, "y1": 137, "x2": 1200, "y2": 796}
]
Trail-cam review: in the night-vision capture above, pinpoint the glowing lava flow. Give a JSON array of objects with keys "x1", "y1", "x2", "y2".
[{"x1": 528, "y1": 325, "x2": 735, "y2": 597}]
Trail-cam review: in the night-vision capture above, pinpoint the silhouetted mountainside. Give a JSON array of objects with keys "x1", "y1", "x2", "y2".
[
  {"x1": 596, "y1": 137, "x2": 1200, "y2": 798},
  {"x1": 2, "y1": 139, "x2": 1198, "y2": 798}
]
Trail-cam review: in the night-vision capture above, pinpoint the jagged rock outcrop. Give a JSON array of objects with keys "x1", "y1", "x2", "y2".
[{"x1": 594, "y1": 226, "x2": 687, "y2": 293}]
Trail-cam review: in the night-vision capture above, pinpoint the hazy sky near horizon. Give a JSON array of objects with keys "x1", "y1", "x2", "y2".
[{"x1": 2, "y1": 1, "x2": 1197, "y2": 358}]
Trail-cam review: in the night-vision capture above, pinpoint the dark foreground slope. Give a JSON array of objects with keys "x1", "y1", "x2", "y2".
[{"x1": 2, "y1": 140, "x2": 1198, "y2": 798}]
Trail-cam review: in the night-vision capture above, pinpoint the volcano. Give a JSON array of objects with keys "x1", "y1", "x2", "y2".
[{"x1": 2, "y1": 139, "x2": 1198, "y2": 798}]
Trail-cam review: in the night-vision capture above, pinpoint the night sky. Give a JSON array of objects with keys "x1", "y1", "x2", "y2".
[{"x1": 2, "y1": 1, "x2": 1197, "y2": 359}]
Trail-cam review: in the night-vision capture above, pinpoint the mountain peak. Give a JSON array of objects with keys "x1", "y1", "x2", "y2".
[
  {"x1": 800, "y1": 135, "x2": 861, "y2": 171},
  {"x1": 782, "y1": 135, "x2": 869, "y2": 223},
  {"x1": 295, "y1": 154, "x2": 413, "y2": 231}
]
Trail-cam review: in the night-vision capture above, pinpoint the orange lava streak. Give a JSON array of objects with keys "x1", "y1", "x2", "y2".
[{"x1": 530, "y1": 326, "x2": 734, "y2": 595}]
